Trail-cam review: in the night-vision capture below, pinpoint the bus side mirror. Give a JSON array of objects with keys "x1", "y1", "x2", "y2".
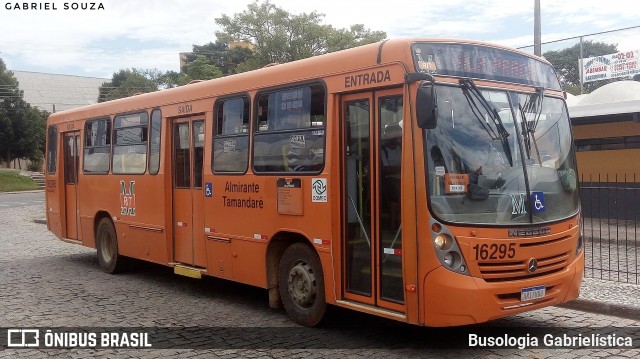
[{"x1": 417, "y1": 84, "x2": 438, "y2": 129}]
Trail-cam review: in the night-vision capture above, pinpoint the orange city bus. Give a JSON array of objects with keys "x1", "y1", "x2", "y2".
[{"x1": 44, "y1": 38, "x2": 584, "y2": 327}]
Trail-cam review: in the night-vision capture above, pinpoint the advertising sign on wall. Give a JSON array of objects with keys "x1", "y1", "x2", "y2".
[{"x1": 580, "y1": 50, "x2": 640, "y2": 83}]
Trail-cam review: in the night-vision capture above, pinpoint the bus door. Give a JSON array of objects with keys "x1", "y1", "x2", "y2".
[
  {"x1": 63, "y1": 132, "x2": 80, "y2": 240},
  {"x1": 171, "y1": 117, "x2": 206, "y2": 267},
  {"x1": 341, "y1": 90, "x2": 405, "y2": 312}
]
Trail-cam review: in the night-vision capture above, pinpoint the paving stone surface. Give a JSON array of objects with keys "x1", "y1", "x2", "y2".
[{"x1": 0, "y1": 202, "x2": 638, "y2": 357}]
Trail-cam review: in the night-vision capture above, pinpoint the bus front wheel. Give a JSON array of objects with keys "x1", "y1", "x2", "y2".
[
  {"x1": 278, "y1": 243, "x2": 326, "y2": 327},
  {"x1": 96, "y1": 217, "x2": 127, "y2": 274}
]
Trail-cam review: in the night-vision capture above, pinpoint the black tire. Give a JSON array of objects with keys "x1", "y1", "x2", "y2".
[
  {"x1": 278, "y1": 243, "x2": 326, "y2": 327},
  {"x1": 96, "y1": 217, "x2": 127, "y2": 274}
]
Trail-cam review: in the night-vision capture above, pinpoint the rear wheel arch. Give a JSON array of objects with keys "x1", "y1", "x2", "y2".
[
  {"x1": 265, "y1": 231, "x2": 309, "y2": 308},
  {"x1": 95, "y1": 216, "x2": 128, "y2": 274},
  {"x1": 277, "y1": 241, "x2": 326, "y2": 327}
]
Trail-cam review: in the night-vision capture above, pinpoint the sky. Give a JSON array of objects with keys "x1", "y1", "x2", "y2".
[{"x1": 0, "y1": 0, "x2": 639, "y2": 79}]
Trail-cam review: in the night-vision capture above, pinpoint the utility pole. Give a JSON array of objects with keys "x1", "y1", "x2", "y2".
[{"x1": 534, "y1": 0, "x2": 541, "y2": 56}]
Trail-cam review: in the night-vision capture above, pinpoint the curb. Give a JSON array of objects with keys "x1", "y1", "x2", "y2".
[
  {"x1": 558, "y1": 299, "x2": 640, "y2": 321},
  {"x1": 1, "y1": 190, "x2": 45, "y2": 195}
]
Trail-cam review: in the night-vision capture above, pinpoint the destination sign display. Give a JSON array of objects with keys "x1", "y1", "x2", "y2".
[{"x1": 412, "y1": 42, "x2": 561, "y2": 90}]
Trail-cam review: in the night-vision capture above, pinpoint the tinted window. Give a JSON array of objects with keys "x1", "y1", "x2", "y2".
[
  {"x1": 148, "y1": 109, "x2": 162, "y2": 175},
  {"x1": 112, "y1": 112, "x2": 149, "y2": 174},
  {"x1": 83, "y1": 118, "x2": 111, "y2": 174},
  {"x1": 253, "y1": 85, "x2": 326, "y2": 173},
  {"x1": 47, "y1": 125, "x2": 57, "y2": 173},
  {"x1": 213, "y1": 96, "x2": 250, "y2": 173},
  {"x1": 412, "y1": 42, "x2": 561, "y2": 90}
]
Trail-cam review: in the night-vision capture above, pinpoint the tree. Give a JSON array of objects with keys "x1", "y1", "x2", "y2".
[
  {"x1": 98, "y1": 68, "x2": 159, "y2": 102},
  {"x1": 0, "y1": 58, "x2": 47, "y2": 167},
  {"x1": 326, "y1": 24, "x2": 387, "y2": 53},
  {"x1": 156, "y1": 70, "x2": 189, "y2": 89},
  {"x1": 544, "y1": 40, "x2": 618, "y2": 94},
  {"x1": 185, "y1": 40, "x2": 254, "y2": 76},
  {"x1": 14, "y1": 106, "x2": 47, "y2": 163},
  {"x1": 214, "y1": 0, "x2": 386, "y2": 70},
  {"x1": 183, "y1": 55, "x2": 223, "y2": 81}
]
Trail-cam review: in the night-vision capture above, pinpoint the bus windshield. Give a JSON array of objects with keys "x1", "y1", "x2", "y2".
[{"x1": 425, "y1": 83, "x2": 579, "y2": 225}]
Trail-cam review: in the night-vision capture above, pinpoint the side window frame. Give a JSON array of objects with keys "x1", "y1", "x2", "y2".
[
  {"x1": 47, "y1": 125, "x2": 58, "y2": 174},
  {"x1": 252, "y1": 82, "x2": 326, "y2": 174},
  {"x1": 212, "y1": 95, "x2": 251, "y2": 174},
  {"x1": 83, "y1": 117, "x2": 111, "y2": 174},
  {"x1": 148, "y1": 109, "x2": 162, "y2": 175},
  {"x1": 112, "y1": 111, "x2": 149, "y2": 175}
]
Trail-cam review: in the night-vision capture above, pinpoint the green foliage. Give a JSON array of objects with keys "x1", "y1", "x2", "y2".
[
  {"x1": 186, "y1": 41, "x2": 254, "y2": 76},
  {"x1": 543, "y1": 40, "x2": 618, "y2": 94},
  {"x1": 214, "y1": 0, "x2": 386, "y2": 70},
  {"x1": 0, "y1": 59, "x2": 47, "y2": 167},
  {"x1": 98, "y1": 68, "x2": 159, "y2": 102},
  {"x1": 326, "y1": 24, "x2": 387, "y2": 53},
  {"x1": 184, "y1": 55, "x2": 223, "y2": 81},
  {"x1": 97, "y1": 0, "x2": 387, "y2": 99},
  {"x1": 0, "y1": 170, "x2": 39, "y2": 192}
]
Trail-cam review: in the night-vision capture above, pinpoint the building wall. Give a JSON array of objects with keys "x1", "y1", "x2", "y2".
[
  {"x1": 11, "y1": 70, "x2": 107, "y2": 113},
  {"x1": 573, "y1": 118, "x2": 640, "y2": 180}
]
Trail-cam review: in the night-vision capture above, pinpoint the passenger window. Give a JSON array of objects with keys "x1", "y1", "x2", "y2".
[
  {"x1": 148, "y1": 109, "x2": 162, "y2": 175},
  {"x1": 213, "y1": 97, "x2": 250, "y2": 173},
  {"x1": 47, "y1": 125, "x2": 57, "y2": 174},
  {"x1": 83, "y1": 118, "x2": 111, "y2": 174},
  {"x1": 253, "y1": 85, "x2": 325, "y2": 173},
  {"x1": 112, "y1": 112, "x2": 149, "y2": 174}
]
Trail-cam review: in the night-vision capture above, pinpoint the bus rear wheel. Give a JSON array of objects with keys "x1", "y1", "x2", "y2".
[
  {"x1": 96, "y1": 217, "x2": 127, "y2": 274},
  {"x1": 278, "y1": 243, "x2": 326, "y2": 327}
]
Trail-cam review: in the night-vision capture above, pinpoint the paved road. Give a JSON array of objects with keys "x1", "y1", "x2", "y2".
[
  {"x1": 0, "y1": 204, "x2": 638, "y2": 358},
  {"x1": 0, "y1": 191, "x2": 44, "y2": 209}
]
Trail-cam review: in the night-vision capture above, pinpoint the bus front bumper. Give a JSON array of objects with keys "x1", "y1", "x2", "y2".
[{"x1": 421, "y1": 251, "x2": 584, "y2": 326}]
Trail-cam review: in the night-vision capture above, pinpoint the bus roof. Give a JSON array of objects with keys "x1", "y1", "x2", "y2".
[{"x1": 47, "y1": 38, "x2": 549, "y2": 124}]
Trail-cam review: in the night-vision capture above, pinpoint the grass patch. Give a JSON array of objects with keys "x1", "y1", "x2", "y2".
[{"x1": 0, "y1": 171, "x2": 39, "y2": 192}]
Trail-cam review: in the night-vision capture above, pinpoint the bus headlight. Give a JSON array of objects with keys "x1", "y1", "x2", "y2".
[
  {"x1": 443, "y1": 252, "x2": 453, "y2": 266},
  {"x1": 434, "y1": 234, "x2": 453, "y2": 251},
  {"x1": 430, "y1": 219, "x2": 470, "y2": 276},
  {"x1": 576, "y1": 211, "x2": 584, "y2": 256}
]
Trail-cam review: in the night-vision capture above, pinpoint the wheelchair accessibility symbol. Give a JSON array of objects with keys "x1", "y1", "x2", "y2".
[
  {"x1": 531, "y1": 191, "x2": 545, "y2": 213},
  {"x1": 205, "y1": 182, "x2": 213, "y2": 197}
]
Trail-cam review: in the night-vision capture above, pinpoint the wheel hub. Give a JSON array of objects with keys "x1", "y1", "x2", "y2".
[
  {"x1": 287, "y1": 262, "x2": 317, "y2": 308},
  {"x1": 101, "y1": 231, "x2": 114, "y2": 261}
]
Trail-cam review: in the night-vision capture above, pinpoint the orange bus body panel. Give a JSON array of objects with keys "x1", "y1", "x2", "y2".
[{"x1": 44, "y1": 38, "x2": 581, "y2": 327}]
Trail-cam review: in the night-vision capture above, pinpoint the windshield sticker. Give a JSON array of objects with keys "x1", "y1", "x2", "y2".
[
  {"x1": 532, "y1": 192, "x2": 545, "y2": 212},
  {"x1": 510, "y1": 193, "x2": 527, "y2": 215},
  {"x1": 223, "y1": 139, "x2": 236, "y2": 153},
  {"x1": 444, "y1": 173, "x2": 468, "y2": 194},
  {"x1": 435, "y1": 166, "x2": 446, "y2": 177},
  {"x1": 290, "y1": 134, "x2": 306, "y2": 149}
]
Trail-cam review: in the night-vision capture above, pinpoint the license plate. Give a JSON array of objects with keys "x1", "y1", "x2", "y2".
[{"x1": 521, "y1": 285, "x2": 545, "y2": 302}]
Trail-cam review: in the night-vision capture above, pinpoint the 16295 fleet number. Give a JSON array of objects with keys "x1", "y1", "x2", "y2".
[{"x1": 472, "y1": 243, "x2": 516, "y2": 260}]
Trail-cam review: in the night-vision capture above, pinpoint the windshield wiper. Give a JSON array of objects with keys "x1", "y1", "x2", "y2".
[
  {"x1": 519, "y1": 87, "x2": 544, "y2": 164},
  {"x1": 459, "y1": 78, "x2": 514, "y2": 167}
]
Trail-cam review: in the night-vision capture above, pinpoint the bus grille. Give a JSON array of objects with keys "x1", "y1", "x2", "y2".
[{"x1": 478, "y1": 251, "x2": 571, "y2": 283}]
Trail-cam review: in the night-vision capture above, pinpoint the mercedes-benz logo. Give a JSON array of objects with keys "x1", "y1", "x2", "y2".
[{"x1": 528, "y1": 258, "x2": 538, "y2": 273}]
